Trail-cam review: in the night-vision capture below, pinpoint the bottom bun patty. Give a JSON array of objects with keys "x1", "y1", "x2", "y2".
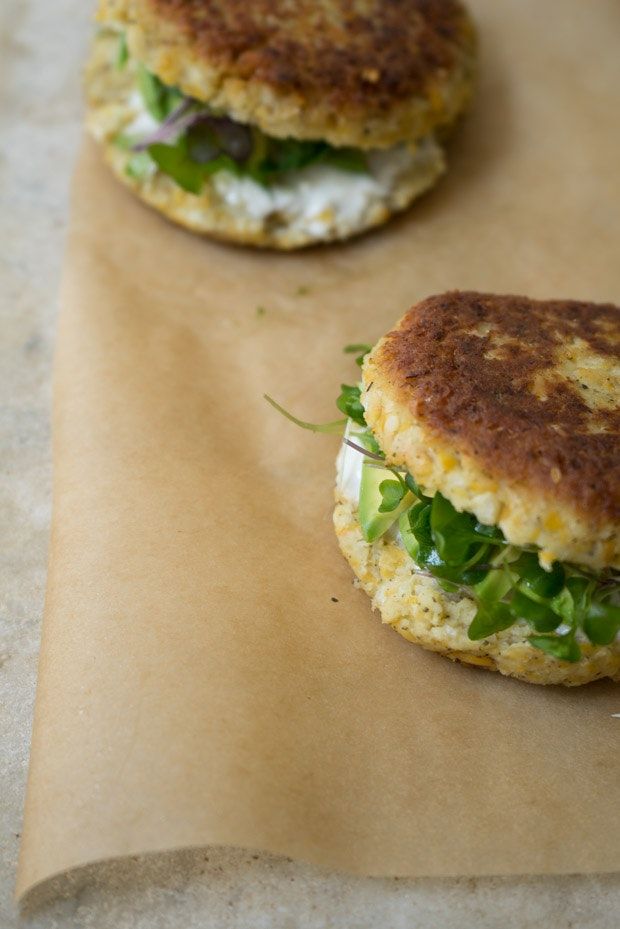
[{"x1": 334, "y1": 492, "x2": 620, "y2": 686}]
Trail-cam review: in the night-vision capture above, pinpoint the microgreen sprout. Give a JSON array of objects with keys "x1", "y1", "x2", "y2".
[
  {"x1": 336, "y1": 384, "x2": 366, "y2": 426},
  {"x1": 344, "y1": 343, "x2": 372, "y2": 367},
  {"x1": 263, "y1": 395, "x2": 346, "y2": 434},
  {"x1": 343, "y1": 438, "x2": 384, "y2": 460}
]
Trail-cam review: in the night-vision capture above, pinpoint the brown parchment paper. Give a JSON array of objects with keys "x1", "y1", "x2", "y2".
[{"x1": 17, "y1": 0, "x2": 620, "y2": 900}]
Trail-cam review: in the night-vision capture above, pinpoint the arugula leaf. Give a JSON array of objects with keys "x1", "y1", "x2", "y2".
[
  {"x1": 336, "y1": 384, "x2": 366, "y2": 427},
  {"x1": 528, "y1": 634, "x2": 581, "y2": 662},
  {"x1": 378, "y1": 480, "x2": 406, "y2": 513}
]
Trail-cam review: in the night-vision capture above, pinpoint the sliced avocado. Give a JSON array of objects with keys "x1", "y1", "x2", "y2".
[{"x1": 358, "y1": 461, "x2": 414, "y2": 543}]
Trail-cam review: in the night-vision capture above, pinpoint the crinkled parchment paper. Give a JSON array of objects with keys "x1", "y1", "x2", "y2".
[{"x1": 17, "y1": 0, "x2": 620, "y2": 901}]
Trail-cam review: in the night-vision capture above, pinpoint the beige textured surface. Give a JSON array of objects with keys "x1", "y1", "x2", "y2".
[{"x1": 1, "y1": 1, "x2": 620, "y2": 927}]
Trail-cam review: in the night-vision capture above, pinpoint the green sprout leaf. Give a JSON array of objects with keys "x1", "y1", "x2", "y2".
[
  {"x1": 528, "y1": 634, "x2": 582, "y2": 662},
  {"x1": 474, "y1": 564, "x2": 514, "y2": 604},
  {"x1": 406, "y1": 502, "x2": 435, "y2": 564},
  {"x1": 583, "y1": 601, "x2": 620, "y2": 646},
  {"x1": 344, "y1": 343, "x2": 372, "y2": 367},
  {"x1": 351, "y1": 430, "x2": 383, "y2": 457},
  {"x1": 378, "y1": 480, "x2": 406, "y2": 513},
  {"x1": 336, "y1": 384, "x2": 366, "y2": 427},
  {"x1": 404, "y1": 472, "x2": 427, "y2": 500},
  {"x1": 512, "y1": 551, "x2": 565, "y2": 598},
  {"x1": 468, "y1": 601, "x2": 514, "y2": 640},
  {"x1": 474, "y1": 522, "x2": 505, "y2": 541},
  {"x1": 344, "y1": 344, "x2": 372, "y2": 355},
  {"x1": 430, "y1": 492, "x2": 478, "y2": 565},
  {"x1": 549, "y1": 586, "x2": 574, "y2": 624},
  {"x1": 509, "y1": 589, "x2": 561, "y2": 632},
  {"x1": 137, "y1": 65, "x2": 183, "y2": 121}
]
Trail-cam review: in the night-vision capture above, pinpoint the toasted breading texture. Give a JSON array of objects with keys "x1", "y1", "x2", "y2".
[
  {"x1": 97, "y1": 0, "x2": 476, "y2": 148},
  {"x1": 363, "y1": 292, "x2": 620, "y2": 571},
  {"x1": 334, "y1": 493, "x2": 620, "y2": 685},
  {"x1": 85, "y1": 29, "x2": 446, "y2": 249}
]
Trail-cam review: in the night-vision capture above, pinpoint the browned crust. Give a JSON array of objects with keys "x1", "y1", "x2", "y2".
[
  {"x1": 375, "y1": 292, "x2": 620, "y2": 530},
  {"x1": 147, "y1": 0, "x2": 472, "y2": 107}
]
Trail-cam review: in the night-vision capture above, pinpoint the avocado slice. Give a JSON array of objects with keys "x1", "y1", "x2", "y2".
[{"x1": 358, "y1": 461, "x2": 414, "y2": 543}]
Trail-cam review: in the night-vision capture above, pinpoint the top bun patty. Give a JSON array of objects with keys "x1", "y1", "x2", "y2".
[
  {"x1": 363, "y1": 292, "x2": 620, "y2": 572},
  {"x1": 98, "y1": 0, "x2": 476, "y2": 149}
]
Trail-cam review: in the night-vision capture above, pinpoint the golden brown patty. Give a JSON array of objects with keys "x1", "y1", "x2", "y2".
[
  {"x1": 98, "y1": 0, "x2": 476, "y2": 148},
  {"x1": 363, "y1": 292, "x2": 620, "y2": 570}
]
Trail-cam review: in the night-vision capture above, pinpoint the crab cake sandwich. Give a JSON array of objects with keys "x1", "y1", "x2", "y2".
[
  {"x1": 85, "y1": 0, "x2": 476, "y2": 248},
  {"x1": 333, "y1": 293, "x2": 620, "y2": 686}
]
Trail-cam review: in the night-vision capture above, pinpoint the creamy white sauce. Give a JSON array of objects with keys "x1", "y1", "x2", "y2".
[
  {"x1": 212, "y1": 138, "x2": 442, "y2": 236},
  {"x1": 125, "y1": 90, "x2": 161, "y2": 136},
  {"x1": 336, "y1": 424, "x2": 364, "y2": 504}
]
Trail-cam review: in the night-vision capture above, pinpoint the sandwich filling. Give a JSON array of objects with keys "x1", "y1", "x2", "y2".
[
  {"x1": 96, "y1": 30, "x2": 445, "y2": 234},
  {"x1": 332, "y1": 376, "x2": 619, "y2": 663}
]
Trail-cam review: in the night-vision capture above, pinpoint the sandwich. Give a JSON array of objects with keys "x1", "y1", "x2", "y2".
[
  {"x1": 269, "y1": 292, "x2": 619, "y2": 685},
  {"x1": 84, "y1": 0, "x2": 476, "y2": 249}
]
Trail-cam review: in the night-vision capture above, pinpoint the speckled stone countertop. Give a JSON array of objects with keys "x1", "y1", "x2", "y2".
[{"x1": 1, "y1": 2, "x2": 619, "y2": 926}]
